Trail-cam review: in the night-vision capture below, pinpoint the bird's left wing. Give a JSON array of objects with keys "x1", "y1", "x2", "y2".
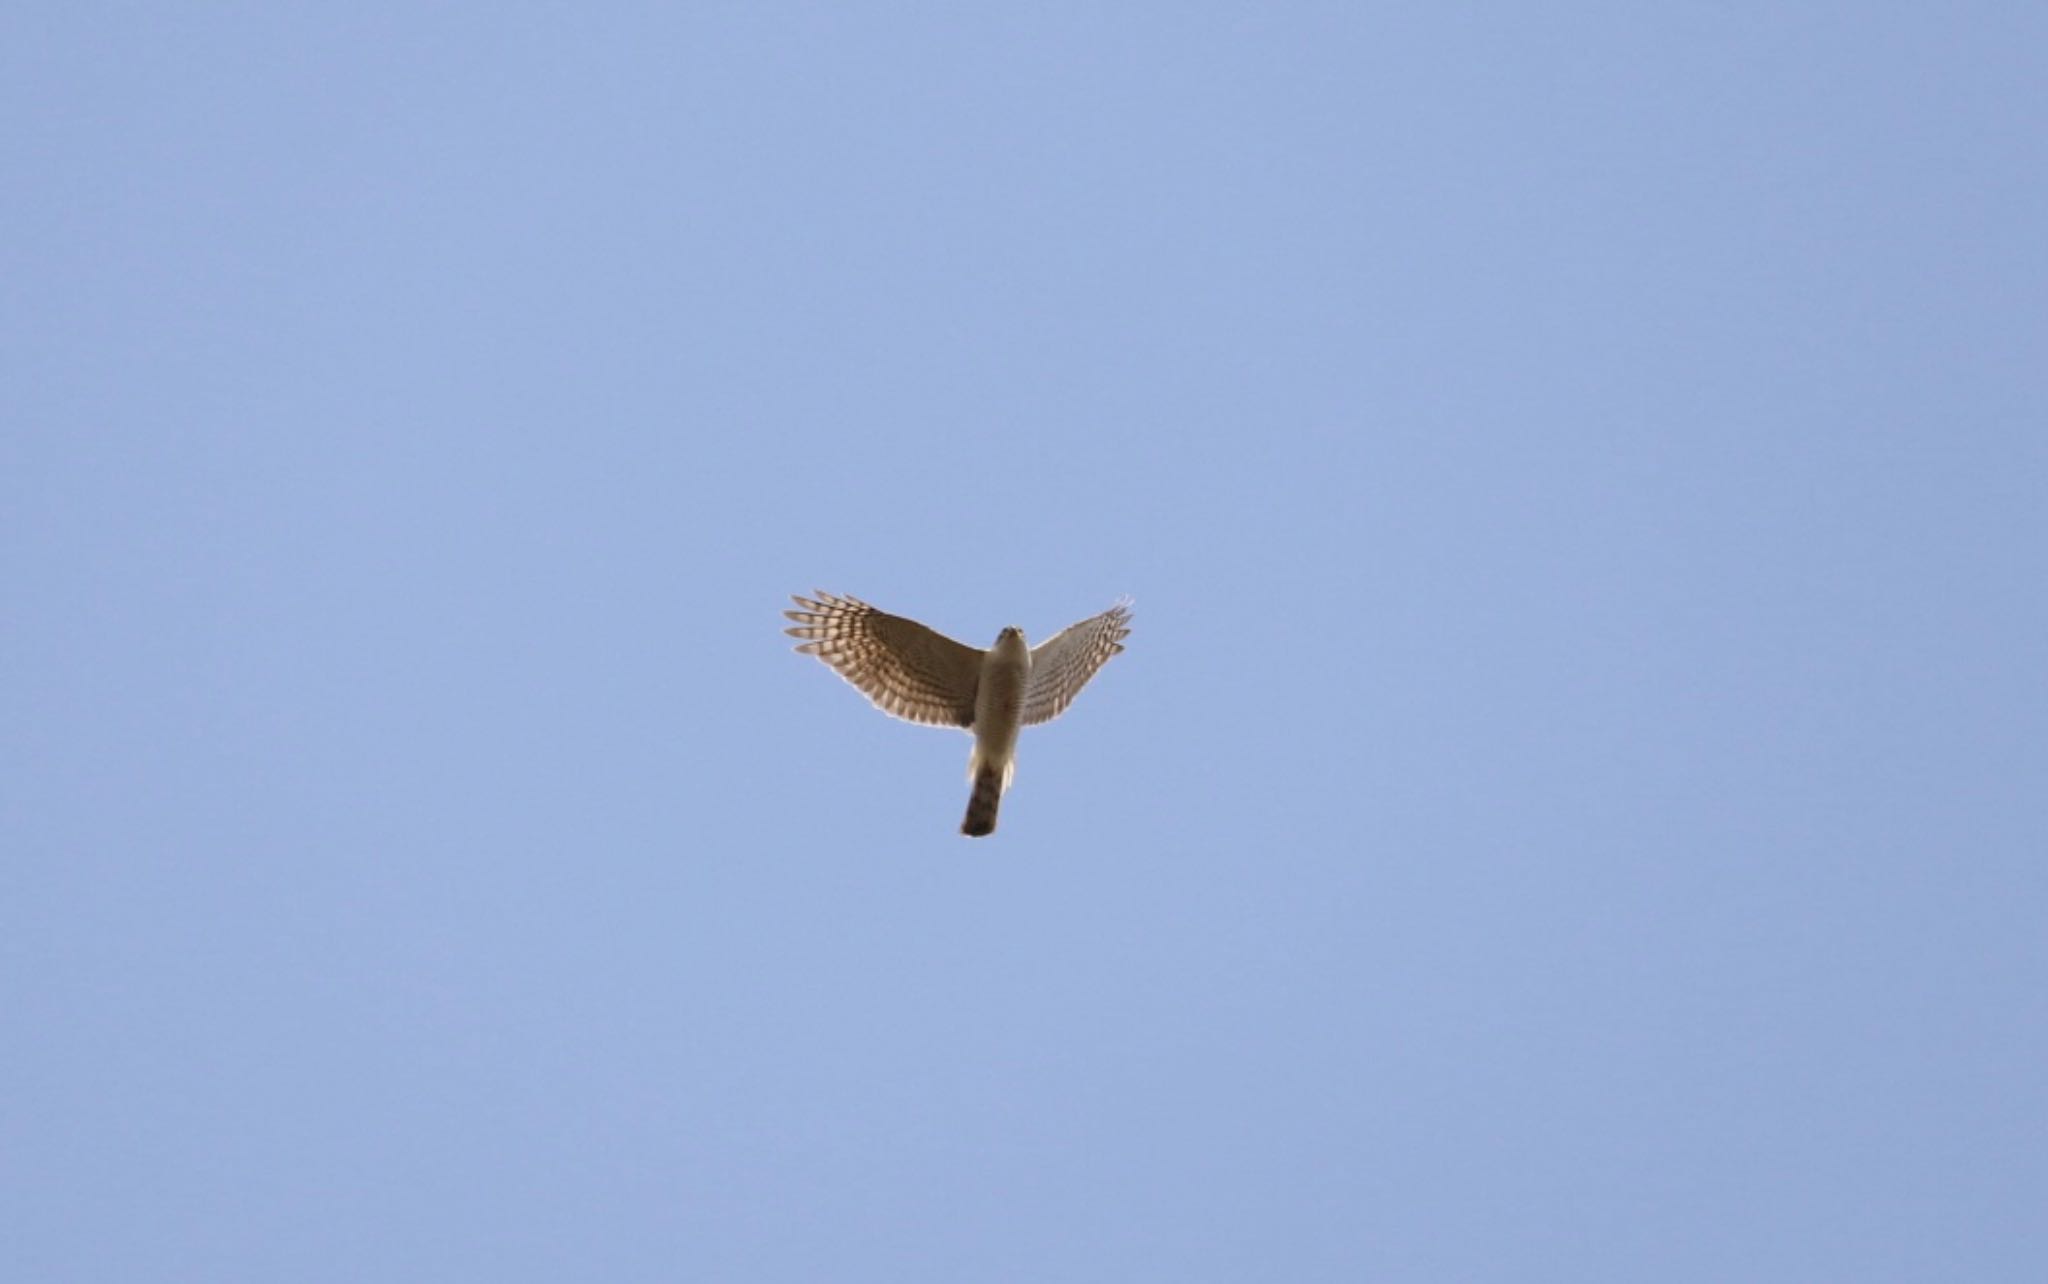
[{"x1": 1021, "y1": 598, "x2": 1132, "y2": 726}]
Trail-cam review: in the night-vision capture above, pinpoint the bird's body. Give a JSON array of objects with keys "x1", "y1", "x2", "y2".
[
  {"x1": 784, "y1": 593, "x2": 1131, "y2": 836},
  {"x1": 963, "y1": 627, "x2": 1030, "y2": 835}
]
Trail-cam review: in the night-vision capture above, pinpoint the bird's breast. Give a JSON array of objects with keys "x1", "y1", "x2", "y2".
[{"x1": 974, "y1": 649, "x2": 1028, "y2": 748}]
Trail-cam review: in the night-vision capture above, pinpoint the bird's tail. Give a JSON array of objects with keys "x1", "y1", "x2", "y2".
[{"x1": 961, "y1": 763, "x2": 1004, "y2": 837}]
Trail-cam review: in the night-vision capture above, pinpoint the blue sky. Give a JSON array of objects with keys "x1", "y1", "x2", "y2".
[{"x1": 5, "y1": 5, "x2": 2044, "y2": 1280}]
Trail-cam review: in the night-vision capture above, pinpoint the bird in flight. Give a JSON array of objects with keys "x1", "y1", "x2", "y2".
[{"x1": 785, "y1": 592, "x2": 1132, "y2": 836}]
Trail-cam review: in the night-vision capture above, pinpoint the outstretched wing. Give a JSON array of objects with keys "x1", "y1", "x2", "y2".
[
  {"x1": 1021, "y1": 598, "x2": 1132, "y2": 726},
  {"x1": 784, "y1": 591, "x2": 982, "y2": 727}
]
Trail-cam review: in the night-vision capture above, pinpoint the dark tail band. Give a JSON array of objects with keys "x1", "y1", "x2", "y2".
[{"x1": 961, "y1": 765, "x2": 1002, "y2": 837}]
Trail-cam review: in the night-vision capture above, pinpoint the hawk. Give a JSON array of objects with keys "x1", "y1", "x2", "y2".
[{"x1": 785, "y1": 592, "x2": 1132, "y2": 836}]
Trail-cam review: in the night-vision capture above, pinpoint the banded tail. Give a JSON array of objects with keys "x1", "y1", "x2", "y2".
[{"x1": 961, "y1": 764, "x2": 1004, "y2": 837}]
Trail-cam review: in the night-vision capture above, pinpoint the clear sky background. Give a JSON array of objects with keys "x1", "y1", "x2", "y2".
[{"x1": 5, "y1": 5, "x2": 2045, "y2": 1281}]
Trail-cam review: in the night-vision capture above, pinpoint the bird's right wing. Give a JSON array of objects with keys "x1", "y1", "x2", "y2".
[{"x1": 785, "y1": 592, "x2": 982, "y2": 727}]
